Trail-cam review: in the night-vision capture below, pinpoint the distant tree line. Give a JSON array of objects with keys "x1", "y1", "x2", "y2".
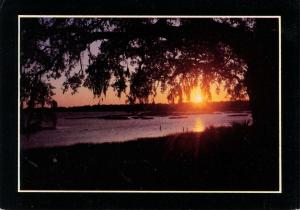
[{"x1": 22, "y1": 100, "x2": 249, "y2": 113}]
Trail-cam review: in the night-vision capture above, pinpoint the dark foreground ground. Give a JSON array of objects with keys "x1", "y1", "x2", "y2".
[{"x1": 21, "y1": 123, "x2": 279, "y2": 191}]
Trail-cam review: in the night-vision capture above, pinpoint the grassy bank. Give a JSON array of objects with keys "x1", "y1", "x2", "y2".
[{"x1": 21, "y1": 123, "x2": 278, "y2": 191}]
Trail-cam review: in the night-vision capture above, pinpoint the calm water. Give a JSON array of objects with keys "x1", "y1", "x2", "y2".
[{"x1": 21, "y1": 111, "x2": 252, "y2": 149}]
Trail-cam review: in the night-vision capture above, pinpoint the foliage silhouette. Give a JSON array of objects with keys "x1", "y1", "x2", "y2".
[{"x1": 20, "y1": 18, "x2": 279, "y2": 132}]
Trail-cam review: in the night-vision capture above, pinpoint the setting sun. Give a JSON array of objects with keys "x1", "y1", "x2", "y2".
[
  {"x1": 190, "y1": 87, "x2": 203, "y2": 103},
  {"x1": 194, "y1": 94, "x2": 202, "y2": 103}
]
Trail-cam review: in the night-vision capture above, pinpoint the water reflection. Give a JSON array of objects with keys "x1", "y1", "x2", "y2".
[
  {"x1": 193, "y1": 118, "x2": 205, "y2": 132},
  {"x1": 21, "y1": 112, "x2": 252, "y2": 149}
]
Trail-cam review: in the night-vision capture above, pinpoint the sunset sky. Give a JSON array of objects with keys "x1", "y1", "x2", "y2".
[
  {"x1": 51, "y1": 79, "x2": 229, "y2": 107},
  {"x1": 47, "y1": 42, "x2": 230, "y2": 107}
]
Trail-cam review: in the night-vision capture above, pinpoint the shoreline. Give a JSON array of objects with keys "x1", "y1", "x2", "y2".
[
  {"x1": 20, "y1": 125, "x2": 278, "y2": 191},
  {"x1": 21, "y1": 100, "x2": 250, "y2": 113}
]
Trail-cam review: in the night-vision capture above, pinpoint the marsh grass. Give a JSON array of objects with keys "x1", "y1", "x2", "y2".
[{"x1": 21, "y1": 122, "x2": 278, "y2": 191}]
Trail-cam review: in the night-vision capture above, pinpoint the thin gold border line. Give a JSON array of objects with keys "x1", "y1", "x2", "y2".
[
  {"x1": 17, "y1": 15, "x2": 282, "y2": 193},
  {"x1": 18, "y1": 190, "x2": 282, "y2": 193},
  {"x1": 18, "y1": 15, "x2": 21, "y2": 191},
  {"x1": 18, "y1": 15, "x2": 281, "y2": 18},
  {"x1": 278, "y1": 16, "x2": 282, "y2": 193}
]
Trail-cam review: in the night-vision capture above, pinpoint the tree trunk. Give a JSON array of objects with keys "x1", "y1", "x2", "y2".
[{"x1": 245, "y1": 19, "x2": 279, "y2": 145}]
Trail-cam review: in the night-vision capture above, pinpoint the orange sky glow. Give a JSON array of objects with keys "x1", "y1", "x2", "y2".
[
  {"x1": 52, "y1": 82, "x2": 230, "y2": 107},
  {"x1": 48, "y1": 41, "x2": 235, "y2": 107}
]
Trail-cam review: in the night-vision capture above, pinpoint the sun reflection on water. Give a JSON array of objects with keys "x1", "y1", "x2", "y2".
[{"x1": 193, "y1": 118, "x2": 205, "y2": 132}]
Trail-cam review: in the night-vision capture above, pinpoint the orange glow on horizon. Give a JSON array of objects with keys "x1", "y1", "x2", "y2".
[{"x1": 51, "y1": 80, "x2": 231, "y2": 107}]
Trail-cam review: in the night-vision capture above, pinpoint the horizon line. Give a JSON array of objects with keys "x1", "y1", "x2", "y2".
[{"x1": 21, "y1": 100, "x2": 250, "y2": 109}]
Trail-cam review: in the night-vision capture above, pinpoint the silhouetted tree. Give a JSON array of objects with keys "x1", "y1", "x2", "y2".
[{"x1": 20, "y1": 18, "x2": 279, "y2": 136}]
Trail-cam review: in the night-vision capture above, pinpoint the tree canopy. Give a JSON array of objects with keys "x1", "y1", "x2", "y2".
[{"x1": 20, "y1": 18, "x2": 256, "y2": 106}]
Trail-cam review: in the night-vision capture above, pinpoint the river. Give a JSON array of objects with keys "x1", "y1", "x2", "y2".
[{"x1": 20, "y1": 111, "x2": 252, "y2": 149}]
